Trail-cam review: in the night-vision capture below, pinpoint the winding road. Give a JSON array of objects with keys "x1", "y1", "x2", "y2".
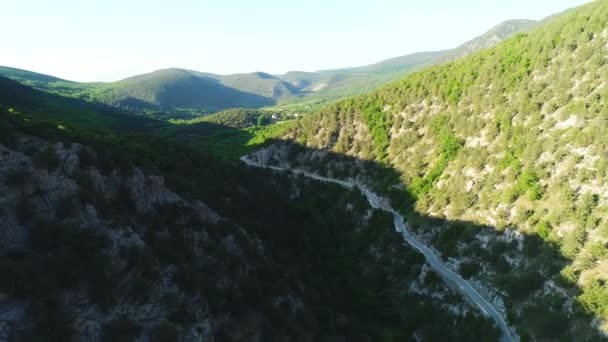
[{"x1": 240, "y1": 155, "x2": 516, "y2": 342}]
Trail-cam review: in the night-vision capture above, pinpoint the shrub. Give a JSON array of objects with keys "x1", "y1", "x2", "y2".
[
  {"x1": 0, "y1": 120, "x2": 16, "y2": 147},
  {"x1": 536, "y1": 221, "x2": 551, "y2": 240},
  {"x1": 77, "y1": 147, "x2": 97, "y2": 169},
  {"x1": 16, "y1": 197, "x2": 34, "y2": 223},
  {"x1": 5, "y1": 169, "x2": 29, "y2": 189},
  {"x1": 32, "y1": 145, "x2": 60, "y2": 170},
  {"x1": 150, "y1": 320, "x2": 180, "y2": 342},
  {"x1": 55, "y1": 195, "x2": 81, "y2": 219},
  {"x1": 102, "y1": 317, "x2": 142, "y2": 342},
  {"x1": 459, "y1": 261, "x2": 480, "y2": 279}
]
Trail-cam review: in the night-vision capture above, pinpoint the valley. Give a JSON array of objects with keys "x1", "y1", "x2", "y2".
[{"x1": 1, "y1": 0, "x2": 607, "y2": 341}]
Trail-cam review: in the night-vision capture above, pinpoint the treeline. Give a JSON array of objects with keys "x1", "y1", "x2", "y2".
[{"x1": 171, "y1": 108, "x2": 273, "y2": 129}]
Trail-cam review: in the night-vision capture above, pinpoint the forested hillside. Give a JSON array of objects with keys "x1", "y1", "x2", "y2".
[
  {"x1": 256, "y1": 1, "x2": 608, "y2": 339},
  {"x1": 0, "y1": 78, "x2": 500, "y2": 340}
]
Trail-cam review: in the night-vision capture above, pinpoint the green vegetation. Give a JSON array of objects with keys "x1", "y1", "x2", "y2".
[
  {"x1": 0, "y1": 110, "x2": 499, "y2": 340},
  {"x1": 167, "y1": 113, "x2": 295, "y2": 161},
  {"x1": 0, "y1": 2, "x2": 604, "y2": 340},
  {"x1": 170, "y1": 108, "x2": 273, "y2": 129},
  {"x1": 361, "y1": 100, "x2": 391, "y2": 159},
  {"x1": 279, "y1": 1, "x2": 608, "y2": 339},
  {"x1": 87, "y1": 69, "x2": 276, "y2": 118},
  {"x1": 102, "y1": 317, "x2": 142, "y2": 342},
  {"x1": 32, "y1": 145, "x2": 60, "y2": 170},
  {"x1": 410, "y1": 113, "x2": 463, "y2": 197},
  {"x1": 0, "y1": 76, "x2": 162, "y2": 133}
]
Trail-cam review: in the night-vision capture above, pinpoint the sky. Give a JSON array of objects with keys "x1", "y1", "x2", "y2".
[{"x1": 0, "y1": 0, "x2": 593, "y2": 82}]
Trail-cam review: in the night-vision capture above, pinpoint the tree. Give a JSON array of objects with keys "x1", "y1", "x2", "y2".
[{"x1": 33, "y1": 145, "x2": 60, "y2": 170}]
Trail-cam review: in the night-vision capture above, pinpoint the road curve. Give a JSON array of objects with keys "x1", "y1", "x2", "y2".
[{"x1": 240, "y1": 155, "x2": 517, "y2": 342}]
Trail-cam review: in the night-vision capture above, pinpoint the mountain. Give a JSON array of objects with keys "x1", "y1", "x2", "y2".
[
  {"x1": 0, "y1": 68, "x2": 296, "y2": 119},
  {"x1": 278, "y1": 19, "x2": 538, "y2": 104},
  {"x1": 0, "y1": 19, "x2": 534, "y2": 118},
  {"x1": 89, "y1": 68, "x2": 277, "y2": 115},
  {"x1": 250, "y1": 1, "x2": 608, "y2": 340}
]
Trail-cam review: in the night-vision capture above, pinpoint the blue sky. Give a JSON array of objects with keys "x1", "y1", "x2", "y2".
[{"x1": 0, "y1": 0, "x2": 592, "y2": 82}]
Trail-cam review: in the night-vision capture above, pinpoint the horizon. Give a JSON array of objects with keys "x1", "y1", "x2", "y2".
[{"x1": 1, "y1": 0, "x2": 592, "y2": 82}]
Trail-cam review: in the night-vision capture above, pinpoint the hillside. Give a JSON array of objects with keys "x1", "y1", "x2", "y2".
[
  {"x1": 0, "y1": 66, "x2": 95, "y2": 96},
  {"x1": 89, "y1": 69, "x2": 277, "y2": 116},
  {"x1": 0, "y1": 76, "x2": 159, "y2": 132},
  {"x1": 0, "y1": 79, "x2": 504, "y2": 341},
  {"x1": 252, "y1": 1, "x2": 608, "y2": 340},
  {"x1": 0, "y1": 68, "x2": 293, "y2": 119}
]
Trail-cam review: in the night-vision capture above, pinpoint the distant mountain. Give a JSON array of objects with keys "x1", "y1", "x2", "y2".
[
  {"x1": 89, "y1": 68, "x2": 277, "y2": 115},
  {"x1": 0, "y1": 19, "x2": 537, "y2": 117},
  {"x1": 279, "y1": 19, "x2": 538, "y2": 103}
]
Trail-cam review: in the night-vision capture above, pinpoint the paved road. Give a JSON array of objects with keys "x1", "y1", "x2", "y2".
[{"x1": 241, "y1": 155, "x2": 517, "y2": 342}]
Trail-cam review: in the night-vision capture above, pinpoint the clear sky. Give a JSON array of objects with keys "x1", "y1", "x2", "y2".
[{"x1": 0, "y1": 0, "x2": 592, "y2": 82}]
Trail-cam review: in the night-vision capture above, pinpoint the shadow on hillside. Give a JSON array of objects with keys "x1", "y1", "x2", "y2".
[
  {"x1": 0, "y1": 103, "x2": 599, "y2": 340},
  {"x1": 0, "y1": 75, "x2": 166, "y2": 132},
  {"x1": 165, "y1": 121, "x2": 256, "y2": 161},
  {"x1": 245, "y1": 139, "x2": 602, "y2": 341},
  {"x1": 157, "y1": 75, "x2": 275, "y2": 110}
]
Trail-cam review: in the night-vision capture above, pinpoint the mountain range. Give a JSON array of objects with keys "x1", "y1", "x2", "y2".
[{"x1": 0, "y1": 19, "x2": 536, "y2": 118}]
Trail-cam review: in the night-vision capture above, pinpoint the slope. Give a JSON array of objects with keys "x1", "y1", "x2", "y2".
[
  {"x1": 88, "y1": 68, "x2": 275, "y2": 116},
  {"x1": 0, "y1": 82, "x2": 500, "y2": 340},
  {"x1": 258, "y1": 1, "x2": 608, "y2": 339},
  {"x1": 0, "y1": 76, "x2": 159, "y2": 132}
]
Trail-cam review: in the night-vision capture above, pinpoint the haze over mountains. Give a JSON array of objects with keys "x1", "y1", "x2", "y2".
[{"x1": 0, "y1": 18, "x2": 536, "y2": 118}]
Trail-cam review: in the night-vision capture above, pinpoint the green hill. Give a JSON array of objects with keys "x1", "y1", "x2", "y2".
[
  {"x1": 255, "y1": 1, "x2": 608, "y2": 339},
  {"x1": 0, "y1": 68, "x2": 295, "y2": 119},
  {"x1": 0, "y1": 76, "x2": 158, "y2": 132},
  {"x1": 89, "y1": 68, "x2": 276, "y2": 116},
  {"x1": 0, "y1": 66, "x2": 96, "y2": 96},
  {"x1": 218, "y1": 72, "x2": 299, "y2": 99}
]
